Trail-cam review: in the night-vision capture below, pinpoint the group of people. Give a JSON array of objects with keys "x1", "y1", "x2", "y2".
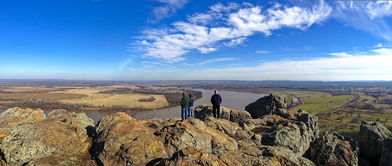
[{"x1": 180, "y1": 90, "x2": 222, "y2": 120}]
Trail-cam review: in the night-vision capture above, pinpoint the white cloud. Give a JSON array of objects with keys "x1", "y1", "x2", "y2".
[
  {"x1": 193, "y1": 47, "x2": 392, "y2": 80},
  {"x1": 198, "y1": 47, "x2": 217, "y2": 54},
  {"x1": 152, "y1": 0, "x2": 189, "y2": 21},
  {"x1": 255, "y1": 50, "x2": 271, "y2": 54},
  {"x1": 330, "y1": 52, "x2": 353, "y2": 57},
  {"x1": 184, "y1": 58, "x2": 238, "y2": 66},
  {"x1": 140, "y1": 0, "x2": 331, "y2": 62},
  {"x1": 334, "y1": 1, "x2": 392, "y2": 41},
  {"x1": 375, "y1": 43, "x2": 384, "y2": 48},
  {"x1": 118, "y1": 58, "x2": 132, "y2": 71},
  {"x1": 224, "y1": 37, "x2": 246, "y2": 47}
]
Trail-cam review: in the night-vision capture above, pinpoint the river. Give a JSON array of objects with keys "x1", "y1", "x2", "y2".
[{"x1": 0, "y1": 88, "x2": 267, "y2": 123}]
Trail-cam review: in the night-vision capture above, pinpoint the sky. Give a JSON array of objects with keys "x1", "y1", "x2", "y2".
[{"x1": 1, "y1": 0, "x2": 392, "y2": 81}]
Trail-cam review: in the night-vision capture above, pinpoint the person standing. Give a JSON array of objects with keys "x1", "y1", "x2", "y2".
[
  {"x1": 210, "y1": 90, "x2": 222, "y2": 118},
  {"x1": 180, "y1": 93, "x2": 190, "y2": 120},
  {"x1": 188, "y1": 94, "x2": 194, "y2": 118}
]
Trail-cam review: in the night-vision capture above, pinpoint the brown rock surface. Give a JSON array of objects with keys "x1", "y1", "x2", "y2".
[
  {"x1": 94, "y1": 112, "x2": 168, "y2": 166},
  {"x1": 307, "y1": 132, "x2": 358, "y2": 166},
  {"x1": 0, "y1": 107, "x2": 45, "y2": 142},
  {"x1": 0, "y1": 111, "x2": 95, "y2": 165},
  {"x1": 156, "y1": 118, "x2": 238, "y2": 156}
]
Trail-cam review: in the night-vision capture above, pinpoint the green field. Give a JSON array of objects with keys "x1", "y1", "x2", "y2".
[{"x1": 296, "y1": 95, "x2": 352, "y2": 114}]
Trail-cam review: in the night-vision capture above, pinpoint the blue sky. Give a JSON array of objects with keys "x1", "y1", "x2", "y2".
[{"x1": 1, "y1": 0, "x2": 392, "y2": 80}]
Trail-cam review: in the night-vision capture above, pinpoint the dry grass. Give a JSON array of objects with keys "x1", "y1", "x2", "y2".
[
  {"x1": 0, "y1": 93, "x2": 86, "y2": 101},
  {"x1": 60, "y1": 93, "x2": 168, "y2": 109},
  {"x1": 0, "y1": 86, "x2": 56, "y2": 93},
  {"x1": 51, "y1": 86, "x2": 169, "y2": 109},
  {"x1": 0, "y1": 85, "x2": 168, "y2": 110}
]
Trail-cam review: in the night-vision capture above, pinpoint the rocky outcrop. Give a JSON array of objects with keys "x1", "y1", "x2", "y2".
[
  {"x1": 2, "y1": 105, "x2": 391, "y2": 166},
  {"x1": 150, "y1": 146, "x2": 227, "y2": 166},
  {"x1": 94, "y1": 112, "x2": 168, "y2": 166},
  {"x1": 0, "y1": 107, "x2": 45, "y2": 142},
  {"x1": 156, "y1": 118, "x2": 239, "y2": 156},
  {"x1": 380, "y1": 138, "x2": 392, "y2": 166},
  {"x1": 194, "y1": 105, "x2": 251, "y2": 124},
  {"x1": 307, "y1": 132, "x2": 358, "y2": 166},
  {"x1": 0, "y1": 109, "x2": 95, "y2": 165},
  {"x1": 244, "y1": 110, "x2": 319, "y2": 156},
  {"x1": 245, "y1": 93, "x2": 288, "y2": 118},
  {"x1": 358, "y1": 120, "x2": 392, "y2": 160}
]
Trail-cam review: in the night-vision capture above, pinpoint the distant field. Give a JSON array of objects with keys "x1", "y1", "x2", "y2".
[
  {"x1": 49, "y1": 86, "x2": 169, "y2": 109},
  {"x1": 0, "y1": 93, "x2": 87, "y2": 101},
  {"x1": 0, "y1": 85, "x2": 170, "y2": 111},
  {"x1": 296, "y1": 95, "x2": 352, "y2": 114}
]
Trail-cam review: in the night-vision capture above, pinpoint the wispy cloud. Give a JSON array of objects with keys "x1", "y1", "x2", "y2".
[
  {"x1": 333, "y1": 1, "x2": 392, "y2": 41},
  {"x1": 194, "y1": 47, "x2": 392, "y2": 80},
  {"x1": 118, "y1": 58, "x2": 132, "y2": 71},
  {"x1": 139, "y1": 0, "x2": 332, "y2": 62},
  {"x1": 151, "y1": 0, "x2": 189, "y2": 22},
  {"x1": 255, "y1": 50, "x2": 271, "y2": 54},
  {"x1": 184, "y1": 58, "x2": 238, "y2": 66}
]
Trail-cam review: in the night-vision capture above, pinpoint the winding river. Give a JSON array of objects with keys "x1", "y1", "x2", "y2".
[{"x1": 0, "y1": 88, "x2": 268, "y2": 123}]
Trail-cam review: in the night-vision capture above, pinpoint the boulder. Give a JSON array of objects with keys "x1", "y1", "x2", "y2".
[
  {"x1": 150, "y1": 146, "x2": 228, "y2": 166},
  {"x1": 255, "y1": 110, "x2": 319, "y2": 155},
  {"x1": 194, "y1": 105, "x2": 251, "y2": 124},
  {"x1": 245, "y1": 93, "x2": 288, "y2": 118},
  {"x1": 380, "y1": 138, "x2": 392, "y2": 166},
  {"x1": 218, "y1": 145, "x2": 315, "y2": 166},
  {"x1": 0, "y1": 112, "x2": 95, "y2": 165},
  {"x1": 94, "y1": 112, "x2": 168, "y2": 166},
  {"x1": 203, "y1": 117, "x2": 253, "y2": 140},
  {"x1": 0, "y1": 107, "x2": 45, "y2": 142},
  {"x1": 307, "y1": 132, "x2": 358, "y2": 166},
  {"x1": 48, "y1": 109, "x2": 94, "y2": 129},
  {"x1": 156, "y1": 118, "x2": 238, "y2": 156},
  {"x1": 358, "y1": 121, "x2": 392, "y2": 159}
]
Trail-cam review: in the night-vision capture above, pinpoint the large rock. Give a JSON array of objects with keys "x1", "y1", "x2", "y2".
[
  {"x1": 156, "y1": 118, "x2": 238, "y2": 156},
  {"x1": 94, "y1": 112, "x2": 168, "y2": 166},
  {"x1": 307, "y1": 132, "x2": 358, "y2": 166},
  {"x1": 246, "y1": 110, "x2": 319, "y2": 155},
  {"x1": 194, "y1": 105, "x2": 251, "y2": 124},
  {"x1": 150, "y1": 146, "x2": 228, "y2": 166},
  {"x1": 0, "y1": 111, "x2": 95, "y2": 165},
  {"x1": 358, "y1": 121, "x2": 392, "y2": 159},
  {"x1": 0, "y1": 107, "x2": 46, "y2": 142},
  {"x1": 218, "y1": 145, "x2": 315, "y2": 166},
  {"x1": 380, "y1": 138, "x2": 392, "y2": 166},
  {"x1": 203, "y1": 117, "x2": 253, "y2": 141},
  {"x1": 245, "y1": 93, "x2": 288, "y2": 118},
  {"x1": 152, "y1": 145, "x2": 315, "y2": 166},
  {"x1": 48, "y1": 109, "x2": 94, "y2": 129}
]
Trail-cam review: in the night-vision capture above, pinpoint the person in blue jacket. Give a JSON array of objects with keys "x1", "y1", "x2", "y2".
[{"x1": 210, "y1": 90, "x2": 222, "y2": 118}]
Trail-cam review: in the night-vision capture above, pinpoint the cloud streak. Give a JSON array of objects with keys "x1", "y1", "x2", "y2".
[{"x1": 184, "y1": 58, "x2": 238, "y2": 66}]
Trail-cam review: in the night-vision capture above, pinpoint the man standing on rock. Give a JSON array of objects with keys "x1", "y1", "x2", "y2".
[
  {"x1": 210, "y1": 90, "x2": 222, "y2": 118},
  {"x1": 180, "y1": 92, "x2": 190, "y2": 120}
]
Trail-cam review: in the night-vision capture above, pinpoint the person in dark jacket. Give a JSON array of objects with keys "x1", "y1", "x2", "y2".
[
  {"x1": 180, "y1": 93, "x2": 190, "y2": 120},
  {"x1": 210, "y1": 90, "x2": 222, "y2": 118},
  {"x1": 188, "y1": 94, "x2": 194, "y2": 118}
]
